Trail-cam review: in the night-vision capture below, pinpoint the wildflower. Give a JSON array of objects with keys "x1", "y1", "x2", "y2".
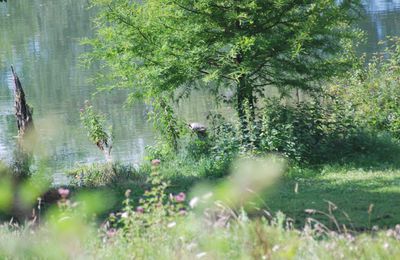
[
  {"x1": 189, "y1": 197, "x2": 199, "y2": 208},
  {"x1": 175, "y1": 192, "x2": 186, "y2": 202},
  {"x1": 196, "y1": 252, "x2": 207, "y2": 259},
  {"x1": 125, "y1": 189, "x2": 131, "y2": 198},
  {"x1": 106, "y1": 228, "x2": 117, "y2": 238},
  {"x1": 58, "y1": 188, "x2": 70, "y2": 199},
  {"x1": 121, "y1": 212, "x2": 129, "y2": 218},
  {"x1": 151, "y1": 159, "x2": 161, "y2": 166},
  {"x1": 383, "y1": 242, "x2": 389, "y2": 249},
  {"x1": 179, "y1": 209, "x2": 187, "y2": 216},
  {"x1": 79, "y1": 108, "x2": 84, "y2": 113},
  {"x1": 136, "y1": 206, "x2": 144, "y2": 214},
  {"x1": 167, "y1": 222, "x2": 176, "y2": 228}
]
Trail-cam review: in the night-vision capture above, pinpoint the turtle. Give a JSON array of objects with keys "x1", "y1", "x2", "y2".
[{"x1": 188, "y1": 122, "x2": 207, "y2": 137}]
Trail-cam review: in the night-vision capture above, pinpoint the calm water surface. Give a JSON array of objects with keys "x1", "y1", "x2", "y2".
[{"x1": 0, "y1": 0, "x2": 399, "y2": 183}]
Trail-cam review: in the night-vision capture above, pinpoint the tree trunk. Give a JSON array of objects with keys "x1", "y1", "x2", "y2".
[{"x1": 237, "y1": 75, "x2": 255, "y2": 147}]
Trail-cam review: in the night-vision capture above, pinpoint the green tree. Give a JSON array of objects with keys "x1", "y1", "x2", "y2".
[{"x1": 87, "y1": 0, "x2": 362, "y2": 144}]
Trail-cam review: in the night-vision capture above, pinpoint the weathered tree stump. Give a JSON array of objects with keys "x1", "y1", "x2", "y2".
[
  {"x1": 11, "y1": 66, "x2": 34, "y2": 138},
  {"x1": 10, "y1": 66, "x2": 35, "y2": 181}
]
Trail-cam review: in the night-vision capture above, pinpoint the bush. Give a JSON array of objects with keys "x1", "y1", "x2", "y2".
[
  {"x1": 80, "y1": 101, "x2": 113, "y2": 161},
  {"x1": 257, "y1": 98, "x2": 358, "y2": 164},
  {"x1": 328, "y1": 37, "x2": 400, "y2": 138}
]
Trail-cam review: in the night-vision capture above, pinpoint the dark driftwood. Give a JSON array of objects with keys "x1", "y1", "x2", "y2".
[
  {"x1": 10, "y1": 66, "x2": 35, "y2": 182},
  {"x1": 11, "y1": 66, "x2": 34, "y2": 138}
]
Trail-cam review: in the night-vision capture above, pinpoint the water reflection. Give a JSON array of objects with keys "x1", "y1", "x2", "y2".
[
  {"x1": 363, "y1": 0, "x2": 400, "y2": 13},
  {"x1": 0, "y1": 0, "x2": 156, "y2": 178},
  {"x1": 360, "y1": 0, "x2": 400, "y2": 54}
]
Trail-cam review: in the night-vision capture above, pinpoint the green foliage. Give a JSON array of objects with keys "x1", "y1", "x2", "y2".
[
  {"x1": 148, "y1": 98, "x2": 186, "y2": 152},
  {"x1": 258, "y1": 98, "x2": 358, "y2": 164},
  {"x1": 109, "y1": 161, "x2": 187, "y2": 238},
  {"x1": 87, "y1": 0, "x2": 362, "y2": 94},
  {"x1": 207, "y1": 113, "x2": 241, "y2": 157},
  {"x1": 191, "y1": 96, "x2": 400, "y2": 166},
  {"x1": 80, "y1": 101, "x2": 113, "y2": 160},
  {"x1": 329, "y1": 37, "x2": 400, "y2": 138},
  {"x1": 86, "y1": 0, "x2": 362, "y2": 143}
]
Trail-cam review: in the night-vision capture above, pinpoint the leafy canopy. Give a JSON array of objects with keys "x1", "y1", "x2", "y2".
[{"x1": 87, "y1": 0, "x2": 362, "y2": 104}]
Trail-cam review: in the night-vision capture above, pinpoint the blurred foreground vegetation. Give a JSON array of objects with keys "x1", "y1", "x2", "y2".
[{"x1": 2, "y1": 158, "x2": 400, "y2": 259}]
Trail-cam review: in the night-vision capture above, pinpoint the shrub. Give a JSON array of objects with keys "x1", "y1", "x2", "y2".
[
  {"x1": 328, "y1": 37, "x2": 400, "y2": 138},
  {"x1": 80, "y1": 101, "x2": 113, "y2": 161},
  {"x1": 258, "y1": 98, "x2": 358, "y2": 164}
]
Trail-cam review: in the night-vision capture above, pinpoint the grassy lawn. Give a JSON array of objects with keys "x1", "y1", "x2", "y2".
[
  {"x1": 97, "y1": 164, "x2": 400, "y2": 230},
  {"x1": 266, "y1": 166, "x2": 400, "y2": 229}
]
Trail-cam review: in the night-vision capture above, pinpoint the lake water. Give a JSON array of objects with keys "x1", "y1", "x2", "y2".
[{"x1": 0, "y1": 0, "x2": 399, "y2": 182}]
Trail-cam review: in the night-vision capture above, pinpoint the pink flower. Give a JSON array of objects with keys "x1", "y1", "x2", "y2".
[
  {"x1": 136, "y1": 206, "x2": 144, "y2": 214},
  {"x1": 151, "y1": 159, "x2": 161, "y2": 166},
  {"x1": 179, "y1": 209, "x2": 187, "y2": 216},
  {"x1": 175, "y1": 192, "x2": 186, "y2": 203},
  {"x1": 106, "y1": 228, "x2": 117, "y2": 238},
  {"x1": 58, "y1": 188, "x2": 70, "y2": 199}
]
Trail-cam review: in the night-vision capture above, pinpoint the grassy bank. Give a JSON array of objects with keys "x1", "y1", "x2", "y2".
[{"x1": 64, "y1": 152, "x2": 400, "y2": 230}]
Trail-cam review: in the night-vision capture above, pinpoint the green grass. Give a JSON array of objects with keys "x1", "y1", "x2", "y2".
[
  {"x1": 266, "y1": 166, "x2": 400, "y2": 229},
  {"x1": 66, "y1": 159, "x2": 400, "y2": 230}
]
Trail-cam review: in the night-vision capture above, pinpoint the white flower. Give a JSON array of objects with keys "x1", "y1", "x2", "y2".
[
  {"x1": 121, "y1": 212, "x2": 129, "y2": 218},
  {"x1": 189, "y1": 197, "x2": 199, "y2": 208},
  {"x1": 272, "y1": 245, "x2": 280, "y2": 252},
  {"x1": 196, "y1": 252, "x2": 207, "y2": 259},
  {"x1": 384, "y1": 243, "x2": 389, "y2": 249},
  {"x1": 167, "y1": 222, "x2": 176, "y2": 228}
]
